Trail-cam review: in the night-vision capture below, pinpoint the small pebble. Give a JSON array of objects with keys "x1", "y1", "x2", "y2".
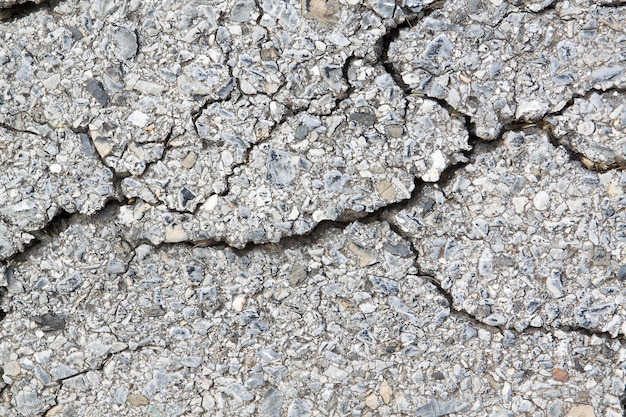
[
  {"x1": 533, "y1": 190, "x2": 550, "y2": 210},
  {"x1": 365, "y1": 393, "x2": 379, "y2": 410}
]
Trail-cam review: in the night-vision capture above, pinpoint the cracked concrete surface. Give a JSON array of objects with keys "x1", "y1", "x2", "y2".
[{"x1": 0, "y1": 0, "x2": 625, "y2": 416}]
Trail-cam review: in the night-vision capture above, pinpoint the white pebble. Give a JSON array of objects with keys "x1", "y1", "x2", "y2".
[
  {"x1": 533, "y1": 190, "x2": 550, "y2": 210},
  {"x1": 127, "y1": 110, "x2": 149, "y2": 128},
  {"x1": 232, "y1": 295, "x2": 246, "y2": 312}
]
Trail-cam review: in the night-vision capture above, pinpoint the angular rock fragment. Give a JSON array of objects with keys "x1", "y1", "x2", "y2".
[
  {"x1": 119, "y1": 64, "x2": 469, "y2": 247},
  {"x1": 0, "y1": 129, "x2": 114, "y2": 260}
]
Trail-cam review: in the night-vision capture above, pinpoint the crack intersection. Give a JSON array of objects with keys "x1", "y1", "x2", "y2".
[{"x1": 1, "y1": 0, "x2": 626, "y2": 415}]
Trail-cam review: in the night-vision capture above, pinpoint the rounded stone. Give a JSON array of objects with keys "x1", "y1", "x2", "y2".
[{"x1": 533, "y1": 190, "x2": 550, "y2": 210}]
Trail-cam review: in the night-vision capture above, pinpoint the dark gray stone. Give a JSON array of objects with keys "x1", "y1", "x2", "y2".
[
  {"x1": 349, "y1": 111, "x2": 377, "y2": 126},
  {"x1": 85, "y1": 78, "x2": 109, "y2": 106},
  {"x1": 262, "y1": 387, "x2": 283, "y2": 417},
  {"x1": 32, "y1": 313, "x2": 66, "y2": 332}
]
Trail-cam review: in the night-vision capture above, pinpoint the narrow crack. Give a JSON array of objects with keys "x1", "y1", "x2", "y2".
[
  {"x1": 385, "y1": 201, "x2": 626, "y2": 348},
  {"x1": 381, "y1": 1, "x2": 626, "y2": 177},
  {"x1": 537, "y1": 86, "x2": 626, "y2": 172},
  {"x1": 0, "y1": 122, "x2": 39, "y2": 136},
  {"x1": 37, "y1": 341, "x2": 159, "y2": 417},
  {"x1": 1, "y1": 2, "x2": 625, "y2": 413}
]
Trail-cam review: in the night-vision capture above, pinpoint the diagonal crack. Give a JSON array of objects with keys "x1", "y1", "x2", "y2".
[{"x1": 537, "y1": 85, "x2": 626, "y2": 172}]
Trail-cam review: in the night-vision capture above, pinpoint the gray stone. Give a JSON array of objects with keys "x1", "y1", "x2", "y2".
[
  {"x1": 86, "y1": 341, "x2": 111, "y2": 357},
  {"x1": 618, "y1": 264, "x2": 626, "y2": 281},
  {"x1": 56, "y1": 273, "x2": 83, "y2": 294},
  {"x1": 231, "y1": 0, "x2": 256, "y2": 21},
  {"x1": 0, "y1": 1, "x2": 625, "y2": 417},
  {"x1": 110, "y1": 26, "x2": 138, "y2": 61},
  {"x1": 224, "y1": 383, "x2": 254, "y2": 402},
  {"x1": 50, "y1": 364, "x2": 79, "y2": 380},
  {"x1": 32, "y1": 313, "x2": 66, "y2": 332},
  {"x1": 267, "y1": 149, "x2": 305, "y2": 188},
  {"x1": 15, "y1": 390, "x2": 44, "y2": 415},
  {"x1": 369, "y1": 275, "x2": 400, "y2": 295},
  {"x1": 415, "y1": 399, "x2": 470, "y2": 417},
  {"x1": 262, "y1": 387, "x2": 283, "y2": 417},
  {"x1": 288, "y1": 399, "x2": 312, "y2": 417},
  {"x1": 85, "y1": 78, "x2": 110, "y2": 107}
]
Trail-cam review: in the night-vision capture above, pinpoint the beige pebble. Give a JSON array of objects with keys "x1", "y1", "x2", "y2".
[
  {"x1": 181, "y1": 151, "x2": 198, "y2": 169},
  {"x1": 232, "y1": 295, "x2": 246, "y2": 312},
  {"x1": 127, "y1": 394, "x2": 149, "y2": 407},
  {"x1": 302, "y1": 0, "x2": 340, "y2": 22},
  {"x1": 567, "y1": 405, "x2": 595, "y2": 417},
  {"x1": 459, "y1": 73, "x2": 472, "y2": 83},
  {"x1": 379, "y1": 379, "x2": 392, "y2": 404},
  {"x1": 4, "y1": 360, "x2": 20, "y2": 376},
  {"x1": 608, "y1": 183, "x2": 624, "y2": 198},
  {"x1": 376, "y1": 180, "x2": 396, "y2": 201},
  {"x1": 202, "y1": 194, "x2": 219, "y2": 212},
  {"x1": 347, "y1": 241, "x2": 377, "y2": 267},
  {"x1": 45, "y1": 405, "x2": 65, "y2": 416},
  {"x1": 365, "y1": 393, "x2": 379, "y2": 410},
  {"x1": 165, "y1": 225, "x2": 188, "y2": 243}
]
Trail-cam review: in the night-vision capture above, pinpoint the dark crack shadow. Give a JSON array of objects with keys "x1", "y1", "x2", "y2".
[
  {"x1": 0, "y1": 0, "x2": 52, "y2": 21},
  {"x1": 37, "y1": 341, "x2": 158, "y2": 417},
  {"x1": 0, "y1": 0, "x2": 622, "y2": 382},
  {"x1": 537, "y1": 86, "x2": 626, "y2": 172}
]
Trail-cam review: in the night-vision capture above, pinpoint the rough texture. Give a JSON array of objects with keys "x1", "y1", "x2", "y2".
[
  {"x1": 546, "y1": 91, "x2": 626, "y2": 170},
  {"x1": 390, "y1": 130, "x2": 626, "y2": 335},
  {"x1": 388, "y1": 0, "x2": 626, "y2": 139},
  {"x1": 0, "y1": 0, "x2": 44, "y2": 8},
  {"x1": 2, "y1": 220, "x2": 624, "y2": 416},
  {"x1": 1, "y1": 0, "x2": 626, "y2": 416},
  {"x1": 0, "y1": 128, "x2": 114, "y2": 259}
]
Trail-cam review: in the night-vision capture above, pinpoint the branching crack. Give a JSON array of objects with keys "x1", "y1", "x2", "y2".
[
  {"x1": 1, "y1": 6, "x2": 625, "y2": 415},
  {"x1": 37, "y1": 341, "x2": 159, "y2": 417}
]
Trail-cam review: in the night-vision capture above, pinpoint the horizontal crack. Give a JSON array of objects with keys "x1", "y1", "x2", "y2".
[
  {"x1": 0, "y1": 2, "x2": 623, "y2": 415},
  {"x1": 0, "y1": 122, "x2": 39, "y2": 136},
  {"x1": 36, "y1": 341, "x2": 159, "y2": 417}
]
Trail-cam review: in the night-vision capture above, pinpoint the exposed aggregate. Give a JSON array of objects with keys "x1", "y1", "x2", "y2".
[{"x1": 1, "y1": 0, "x2": 626, "y2": 416}]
